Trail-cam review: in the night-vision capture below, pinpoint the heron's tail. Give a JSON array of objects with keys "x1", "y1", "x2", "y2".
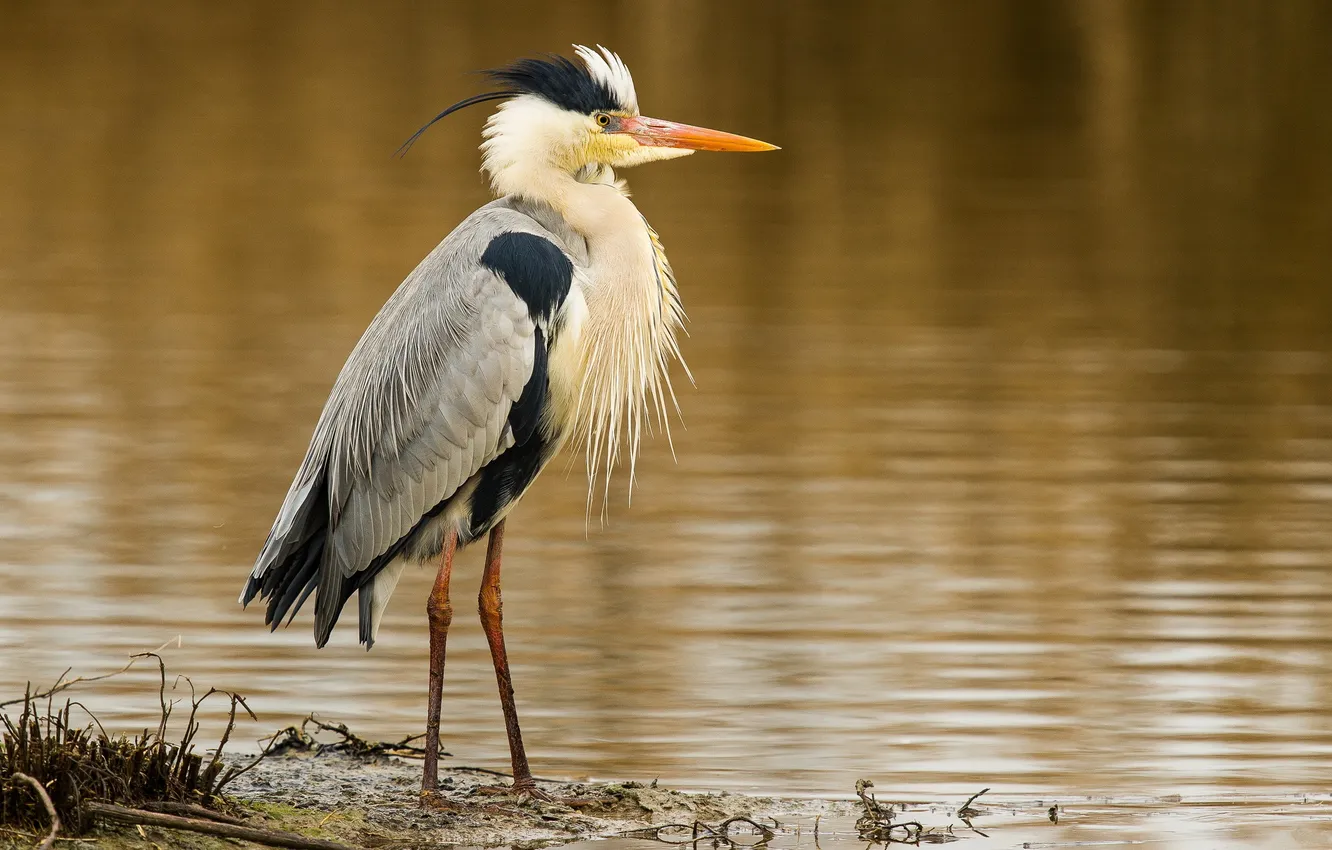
[
  {"x1": 240, "y1": 468, "x2": 330, "y2": 640},
  {"x1": 244, "y1": 433, "x2": 433, "y2": 650}
]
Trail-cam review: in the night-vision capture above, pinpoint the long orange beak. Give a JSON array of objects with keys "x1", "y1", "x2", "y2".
[{"x1": 616, "y1": 116, "x2": 779, "y2": 152}]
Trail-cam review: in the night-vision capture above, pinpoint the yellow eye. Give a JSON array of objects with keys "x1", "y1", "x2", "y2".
[{"x1": 595, "y1": 113, "x2": 611, "y2": 128}]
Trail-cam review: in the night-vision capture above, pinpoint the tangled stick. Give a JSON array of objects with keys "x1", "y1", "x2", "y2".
[
  {"x1": 623, "y1": 815, "x2": 777, "y2": 845},
  {"x1": 9, "y1": 773, "x2": 59, "y2": 850},
  {"x1": 854, "y1": 779, "x2": 971, "y2": 844},
  {"x1": 2, "y1": 648, "x2": 267, "y2": 836},
  {"x1": 260, "y1": 714, "x2": 448, "y2": 761},
  {"x1": 956, "y1": 786, "x2": 990, "y2": 819}
]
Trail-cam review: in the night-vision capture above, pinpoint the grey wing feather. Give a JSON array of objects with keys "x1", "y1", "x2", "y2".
[
  {"x1": 317, "y1": 274, "x2": 531, "y2": 637},
  {"x1": 242, "y1": 203, "x2": 565, "y2": 646}
]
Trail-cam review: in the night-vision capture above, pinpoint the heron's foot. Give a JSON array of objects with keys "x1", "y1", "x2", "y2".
[{"x1": 511, "y1": 779, "x2": 556, "y2": 802}]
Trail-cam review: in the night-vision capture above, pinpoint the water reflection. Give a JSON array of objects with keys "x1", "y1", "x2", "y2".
[{"x1": 3, "y1": 1, "x2": 1332, "y2": 799}]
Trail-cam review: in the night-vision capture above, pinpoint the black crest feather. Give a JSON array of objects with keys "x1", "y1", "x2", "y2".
[
  {"x1": 394, "y1": 90, "x2": 516, "y2": 157},
  {"x1": 395, "y1": 50, "x2": 627, "y2": 157},
  {"x1": 487, "y1": 54, "x2": 623, "y2": 115}
]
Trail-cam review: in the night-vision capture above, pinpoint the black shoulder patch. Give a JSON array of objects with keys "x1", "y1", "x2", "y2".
[
  {"x1": 508, "y1": 326, "x2": 547, "y2": 447},
  {"x1": 488, "y1": 55, "x2": 623, "y2": 114},
  {"x1": 480, "y1": 232, "x2": 573, "y2": 324}
]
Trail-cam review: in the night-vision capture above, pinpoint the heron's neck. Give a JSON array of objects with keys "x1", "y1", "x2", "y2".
[
  {"x1": 499, "y1": 163, "x2": 657, "y2": 298},
  {"x1": 491, "y1": 162, "x2": 625, "y2": 237},
  {"x1": 499, "y1": 162, "x2": 688, "y2": 500}
]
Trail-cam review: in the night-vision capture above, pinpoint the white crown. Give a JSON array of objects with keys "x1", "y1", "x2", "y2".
[{"x1": 574, "y1": 44, "x2": 639, "y2": 114}]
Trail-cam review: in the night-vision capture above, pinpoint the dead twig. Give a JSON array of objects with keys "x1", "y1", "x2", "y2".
[
  {"x1": 854, "y1": 779, "x2": 962, "y2": 845},
  {"x1": 855, "y1": 778, "x2": 892, "y2": 821},
  {"x1": 620, "y1": 816, "x2": 776, "y2": 846},
  {"x1": 304, "y1": 715, "x2": 446, "y2": 760},
  {"x1": 211, "y1": 720, "x2": 290, "y2": 797},
  {"x1": 191, "y1": 688, "x2": 257, "y2": 797},
  {"x1": 2, "y1": 654, "x2": 261, "y2": 836},
  {"x1": 854, "y1": 778, "x2": 895, "y2": 835},
  {"x1": 256, "y1": 723, "x2": 315, "y2": 756},
  {"x1": 955, "y1": 786, "x2": 990, "y2": 819},
  {"x1": 9, "y1": 773, "x2": 59, "y2": 850},
  {"x1": 859, "y1": 818, "x2": 926, "y2": 845},
  {"x1": 717, "y1": 816, "x2": 775, "y2": 844},
  {"x1": 0, "y1": 637, "x2": 182, "y2": 710},
  {"x1": 451, "y1": 765, "x2": 566, "y2": 782},
  {"x1": 619, "y1": 822, "x2": 701, "y2": 844},
  {"x1": 258, "y1": 714, "x2": 446, "y2": 762},
  {"x1": 83, "y1": 801, "x2": 353, "y2": 850}
]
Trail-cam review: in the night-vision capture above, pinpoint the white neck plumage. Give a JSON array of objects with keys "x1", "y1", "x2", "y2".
[{"x1": 482, "y1": 111, "x2": 689, "y2": 507}]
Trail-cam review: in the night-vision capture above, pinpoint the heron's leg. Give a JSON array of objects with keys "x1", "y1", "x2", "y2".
[
  {"x1": 422, "y1": 529, "x2": 457, "y2": 796},
  {"x1": 477, "y1": 520, "x2": 543, "y2": 796}
]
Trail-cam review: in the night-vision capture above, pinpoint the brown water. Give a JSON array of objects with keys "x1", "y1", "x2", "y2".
[{"x1": 4, "y1": 0, "x2": 1332, "y2": 831}]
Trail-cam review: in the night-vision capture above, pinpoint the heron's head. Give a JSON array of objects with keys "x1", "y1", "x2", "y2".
[{"x1": 397, "y1": 46, "x2": 777, "y2": 195}]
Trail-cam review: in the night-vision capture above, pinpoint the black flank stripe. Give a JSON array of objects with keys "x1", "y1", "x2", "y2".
[
  {"x1": 508, "y1": 327, "x2": 547, "y2": 447},
  {"x1": 468, "y1": 433, "x2": 550, "y2": 542},
  {"x1": 467, "y1": 316, "x2": 554, "y2": 539}
]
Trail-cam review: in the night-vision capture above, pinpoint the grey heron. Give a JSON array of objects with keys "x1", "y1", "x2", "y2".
[{"x1": 240, "y1": 45, "x2": 776, "y2": 801}]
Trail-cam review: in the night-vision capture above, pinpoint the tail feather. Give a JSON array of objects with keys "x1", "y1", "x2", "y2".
[
  {"x1": 286, "y1": 569, "x2": 320, "y2": 628},
  {"x1": 241, "y1": 465, "x2": 336, "y2": 640},
  {"x1": 270, "y1": 537, "x2": 324, "y2": 628},
  {"x1": 243, "y1": 465, "x2": 404, "y2": 649},
  {"x1": 244, "y1": 453, "x2": 449, "y2": 650}
]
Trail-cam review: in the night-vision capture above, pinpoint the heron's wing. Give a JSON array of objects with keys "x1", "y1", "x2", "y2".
[
  {"x1": 317, "y1": 267, "x2": 535, "y2": 633},
  {"x1": 241, "y1": 203, "x2": 575, "y2": 646}
]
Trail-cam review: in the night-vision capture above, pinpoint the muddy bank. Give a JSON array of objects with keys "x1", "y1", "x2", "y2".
[
  {"x1": 219, "y1": 751, "x2": 856, "y2": 848},
  {"x1": 1, "y1": 656, "x2": 861, "y2": 850},
  {"x1": 9, "y1": 748, "x2": 1332, "y2": 849},
  {"x1": 0, "y1": 748, "x2": 858, "y2": 849}
]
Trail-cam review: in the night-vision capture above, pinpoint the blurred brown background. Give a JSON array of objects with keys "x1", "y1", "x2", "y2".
[{"x1": 3, "y1": 1, "x2": 1331, "y2": 796}]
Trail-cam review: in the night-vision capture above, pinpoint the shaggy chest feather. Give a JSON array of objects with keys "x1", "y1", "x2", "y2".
[{"x1": 544, "y1": 188, "x2": 687, "y2": 500}]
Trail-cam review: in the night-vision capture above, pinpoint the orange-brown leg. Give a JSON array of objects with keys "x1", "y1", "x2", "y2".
[
  {"x1": 477, "y1": 520, "x2": 545, "y2": 797},
  {"x1": 422, "y1": 529, "x2": 457, "y2": 797}
]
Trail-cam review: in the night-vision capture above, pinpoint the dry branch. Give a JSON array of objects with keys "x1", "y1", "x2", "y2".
[
  {"x1": 260, "y1": 714, "x2": 447, "y2": 763},
  {"x1": 2, "y1": 652, "x2": 267, "y2": 837},
  {"x1": 854, "y1": 778, "x2": 939, "y2": 844},
  {"x1": 956, "y1": 786, "x2": 990, "y2": 819},
  {"x1": 139, "y1": 800, "x2": 247, "y2": 824},
  {"x1": 84, "y1": 801, "x2": 354, "y2": 850}
]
